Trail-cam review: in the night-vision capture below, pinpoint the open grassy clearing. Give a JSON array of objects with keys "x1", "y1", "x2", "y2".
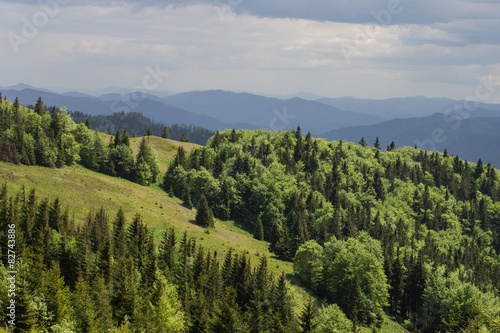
[{"x1": 129, "y1": 135, "x2": 200, "y2": 174}]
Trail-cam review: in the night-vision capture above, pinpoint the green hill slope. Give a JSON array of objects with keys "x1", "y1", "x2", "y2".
[{"x1": 0, "y1": 160, "x2": 291, "y2": 276}]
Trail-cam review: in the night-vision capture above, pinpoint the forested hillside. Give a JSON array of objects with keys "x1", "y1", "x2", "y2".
[
  {"x1": 164, "y1": 127, "x2": 500, "y2": 331},
  {"x1": 2, "y1": 93, "x2": 500, "y2": 332},
  {"x1": 69, "y1": 111, "x2": 214, "y2": 145},
  {"x1": 0, "y1": 96, "x2": 163, "y2": 187},
  {"x1": 0, "y1": 96, "x2": 308, "y2": 332}
]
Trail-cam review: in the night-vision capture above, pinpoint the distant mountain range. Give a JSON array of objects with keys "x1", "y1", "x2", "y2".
[
  {"x1": 1, "y1": 87, "x2": 385, "y2": 134},
  {"x1": 1, "y1": 88, "x2": 236, "y2": 131},
  {"x1": 163, "y1": 90, "x2": 384, "y2": 133},
  {"x1": 318, "y1": 96, "x2": 500, "y2": 119},
  {"x1": 322, "y1": 113, "x2": 500, "y2": 167},
  {"x1": 3, "y1": 84, "x2": 500, "y2": 166}
]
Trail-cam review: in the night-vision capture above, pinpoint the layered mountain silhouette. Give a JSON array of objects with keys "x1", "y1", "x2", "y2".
[
  {"x1": 2, "y1": 85, "x2": 500, "y2": 165},
  {"x1": 322, "y1": 113, "x2": 500, "y2": 166}
]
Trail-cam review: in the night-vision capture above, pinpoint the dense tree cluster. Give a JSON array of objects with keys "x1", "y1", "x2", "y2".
[
  {"x1": 0, "y1": 96, "x2": 79, "y2": 168},
  {"x1": 69, "y1": 110, "x2": 214, "y2": 145},
  {"x1": 0, "y1": 185, "x2": 304, "y2": 332},
  {"x1": 163, "y1": 127, "x2": 500, "y2": 331},
  {"x1": 0, "y1": 97, "x2": 159, "y2": 187}
]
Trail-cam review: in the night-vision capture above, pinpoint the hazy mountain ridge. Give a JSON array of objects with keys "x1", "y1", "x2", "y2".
[
  {"x1": 163, "y1": 90, "x2": 385, "y2": 133},
  {"x1": 317, "y1": 96, "x2": 500, "y2": 119},
  {"x1": 323, "y1": 113, "x2": 500, "y2": 166},
  {"x1": 1, "y1": 88, "x2": 242, "y2": 131},
  {"x1": 3, "y1": 85, "x2": 500, "y2": 165}
]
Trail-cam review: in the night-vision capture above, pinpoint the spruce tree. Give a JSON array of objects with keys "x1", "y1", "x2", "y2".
[
  {"x1": 122, "y1": 128, "x2": 130, "y2": 147},
  {"x1": 183, "y1": 187, "x2": 193, "y2": 209},
  {"x1": 34, "y1": 96, "x2": 46, "y2": 116},
  {"x1": 359, "y1": 137, "x2": 367, "y2": 147},
  {"x1": 211, "y1": 130, "x2": 222, "y2": 149},
  {"x1": 48, "y1": 197, "x2": 61, "y2": 232},
  {"x1": 114, "y1": 129, "x2": 122, "y2": 147},
  {"x1": 210, "y1": 287, "x2": 242, "y2": 333},
  {"x1": 474, "y1": 158, "x2": 484, "y2": 180},
  {"x1": 196, "y1": 193, "x2": 214, "y2": 228},
  {"x1": 135, "y1": 136, "x2": 159, "y2": 184},
  {"x1": 294, "y1": 126, "x2": 303, "y2": 162},
  {"x1": 161, "y1": 126, "x2": 170, "y2": 139},
  {"x1": 299, "y1": 298, "x2": 318, "y2": 333},
  {"x1": 231, "y1": 128, "x2": 237, "y2": 143},
  {"x1": 254, "y1": 215, "x2": 264, "y2": 241}
]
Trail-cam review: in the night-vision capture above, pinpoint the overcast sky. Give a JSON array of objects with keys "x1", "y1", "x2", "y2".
[{"x1": 1, "y1": 0, "x2": 500, "y2": 102}]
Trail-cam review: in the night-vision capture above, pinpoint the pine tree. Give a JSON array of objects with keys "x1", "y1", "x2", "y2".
[
  {"x1": 110, "y1": 257, "x2": 137, "y2": 324},
  {"x1": 72, "y1": 277, "x2": 98, "y2": 332},
  {"x1": 34, "y1": 96, "x2": 46, "y2": 116},
  {"x1": 299, "y1": 298, "x2": 318, "y2": 333},
  {"x1": 196, "y1": 193, "x2": 214, "y2": 228},
  {"x1": 183, "y1": 187, "x2": 193, "y2": 209},
  {"x1": 254, "y1": 215, "x2": 264, "y2": 241},
  {"x1": 180, "y1": 133, "x2": 189, "y2": 142},
  {"x1": 210, "y1": 287, "x2": 242, "y2": 333},
  {"x1": 231, "y1": 129, "x2": 237, "y2": 143},
  {"x1": 158, "y1": 227, "x2": 177, "y2": 273},
  {"x1": 135, "y1": 136, "x2": 159, "y2": 185},
  {"x1": 272, "y1": 273, "x2": 293, "y2": 327},
  {"x1": 474, "y1": 158, "x2": 484, "y2": 180},
  {"x1": 374, "y1": 137, "x2": 381, "y2": 149},
  {"x1": 14, "y1": 264, "x2": 37, "y2": 331},
  {"x1": 43, "y1": 265, "x2": 71, "y2": 326},
  {"x1": 48, "y1": 197, "x2": 61, "y2": 232},
  {"x1": 359, "y1": 137, "x2": 367, "y2": 147},
  {"x1": 114, "y1": 129, "x2": 122, "y2": 147},
  {"x1": 161, "y1": 126, "x2": 170, "y2": 139},
  {"x1": 211, "y1": 130, "x2": 222, "y2": 149},
  {"x1": 122, "y1": 128, "x2": 130, "y2": 147},
  {"x1": 294, "y1": 126, "x2": 303, "y2": 162}
]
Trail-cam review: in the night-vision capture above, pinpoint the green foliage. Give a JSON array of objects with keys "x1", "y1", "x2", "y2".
[
  {"x1": 3, "y1": 114, "x2": 500, "y2": 332},
  {"x1": 165, "y1": 128, "x2": 500, "y2": 328},
  {"x1": 0, "y1": 97, "x2": 169, "y2": 188},
  {"x1": 315, "y1": 303, "x2": 353, "y2": 333},
  {"x1": 153, "y1": 275, "x2": 185, "y2": 332},
  {"x1": 254, "y1": 215, "x2": 264, "y2": 241},
  {"x1": 421, "y1": 265, "x2": 500, "y2": 332},
  {"x1": 135, "y1": 136, "x2": 159, "y2": 185},
  {"x1": 161, "y1": 126, "x2": 169, "y2": 139},
  {"x1": 196, "y1": 193, "x2": 214, "y2": 228},
  {"x1": 322, "y1": 233, "x2": 388, "y2": 325},
  {"x1": 293, "y1": 240, "x2": 323, "y2": 291}
]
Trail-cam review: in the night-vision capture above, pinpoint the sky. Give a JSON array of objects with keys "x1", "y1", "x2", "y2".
[{"x1": 1, "y1": 0, "x2": 500, "y2": 102}]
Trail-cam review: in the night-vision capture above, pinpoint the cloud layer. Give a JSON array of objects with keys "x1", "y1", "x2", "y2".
[{"x1": 1, "y1": 0, "x2": 499, "y2": 101}]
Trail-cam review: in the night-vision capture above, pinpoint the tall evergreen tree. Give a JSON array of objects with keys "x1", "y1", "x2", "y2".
[
  {"x1": 196, "y1": 193, "x2": 214, "y2": 228},
  {"x1": 34, "y1": 96, "x2": 46, "y2": 116},
  {"x1": 161, "y1": 126, "x2": 170, "y2": 139}
]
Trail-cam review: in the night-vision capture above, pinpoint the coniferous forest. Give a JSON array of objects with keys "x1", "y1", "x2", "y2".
[{"x1": 1, "y1": 95, "x2": 500, "y2": 332}]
